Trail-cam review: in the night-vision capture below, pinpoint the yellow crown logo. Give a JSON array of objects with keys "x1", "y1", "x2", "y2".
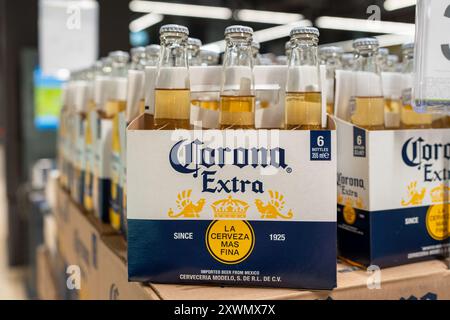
[
  {"x1": 430, "y1": 184, "x2": 450, "y2": 204},
  {"x1": 211, "y1": 196, "x2": 249, "y2": 218}
]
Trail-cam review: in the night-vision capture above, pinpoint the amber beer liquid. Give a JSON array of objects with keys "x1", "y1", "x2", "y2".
[
  {"x1": 400, "y1": 101, "x2": 432, "y2": 129},
  {"x1": 191, "y1": 99, "x2": 219, "y2": 111},
  {"x1": 285, "y1": 91, "x2": 322, "y2": 130},
  {"x1": 154, "y1": 88, "x2": 191, "y2": 129},
  {"x1": 326, "y1": 102, "x2": 334, "y2": 115},
  {"x1": 351, "y1": 96, "x2": 385, "y2": 130},
  {"x1": 219, "y1": 95, "x2": 255, "y2": 129}
]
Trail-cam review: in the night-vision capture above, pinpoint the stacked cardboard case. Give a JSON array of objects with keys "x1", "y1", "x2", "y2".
[{"x1": 42, "y1": 171, "x2": 450, "y2": 300}]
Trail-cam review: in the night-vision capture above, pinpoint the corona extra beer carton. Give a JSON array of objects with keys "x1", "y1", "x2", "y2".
[
  {"x1": 127, "y1": 58, "x2": 337, "y2": 289},
  {"x1": 335, "y1": 66, "x2": 450, "y2": 267},
  {"x1": 127, "y1": 122, "x2": 337, "y2": 289}
]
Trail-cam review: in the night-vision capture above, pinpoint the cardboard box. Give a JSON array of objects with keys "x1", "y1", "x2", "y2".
[
  {"x1": 55, "y1": 185, "x2": 116, "y2": 299},
  {"x1": 97, "y1": 235, "x2": 159, "y2": 300},
  {"x1": 149, "y1": 259, "x2": 450, "y2": 300},
  {"x1": 52, "y1": 184, "x2": 450, "y2": 300},
  {"x1": 36, "y1": 245, "x2": 59, "y2": 300},
  {"x1": 54, "y1": 184, "x2": 153, "y2": 299},
  {"x1": 127, "y1": 112, "x2": 337, "y2": 289},
  {"x1": 336, "y1": 118, "x2": 450, "y2": 267}
]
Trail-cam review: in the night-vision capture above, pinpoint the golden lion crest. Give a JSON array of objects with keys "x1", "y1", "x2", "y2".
[
  {"x1": 401, "y1": 181, "x2": 426, "y2": 206},
  {"x1": 255, "y1": 190, "x2": 293, "y2": 219},
  {"x1": 167, "y1": 189, "x2": 205, "y2": 218}
]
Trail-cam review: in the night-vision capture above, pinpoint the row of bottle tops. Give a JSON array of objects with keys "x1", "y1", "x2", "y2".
[
  {"x1": 66, "y1": 33, "x2": 410, "y2": 82},
  {"x1": 60, "y1": 24, "x2": 427, "y2": 131}
]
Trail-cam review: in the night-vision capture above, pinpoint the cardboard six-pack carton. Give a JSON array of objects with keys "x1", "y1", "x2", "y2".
[
  {"x1": 336, "y1": 118, "x2": 450, "y2": 267},
  {"x1": 127, "y1": 121, "x2": 337, "y2": 289},
  {"x1": 126, "y1": 65, "x2": 337, "y2": 290}
]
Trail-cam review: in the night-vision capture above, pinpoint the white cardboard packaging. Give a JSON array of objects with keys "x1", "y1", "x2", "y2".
[{"x1": 126, "y1": 123, "x2": 337, "y2": 289}]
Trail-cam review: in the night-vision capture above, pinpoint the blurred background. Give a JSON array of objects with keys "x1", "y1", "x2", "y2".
[{"x1": 0, "y1": 0, "x2": 416, "y2": 299}]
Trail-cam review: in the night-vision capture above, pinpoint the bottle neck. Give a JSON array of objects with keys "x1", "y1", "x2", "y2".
[
  {"x1": 289, "y1": 38, "x2": 319, "y2": 67},
  {"x1": 221, "y1": 37, "x2": 254, "y2": 96},
  {"x1": 223, "y1": 37, "x2": 253, "y2": 68},
  {"x1": 111, "y1": 62, "x2": 128, "y2": 77},
  {"x1": 159, "y1": 35, "x2": 188, "y2": 68},
  {"x1": 286, "y1": 38, "x2": 321, "y2": 93},
  {"x1": 146, "y1": 56, "x2": 159, "y2": 66},
  {"x1": 354, "y1": 49, "x2": 380, "y2": 74},
  {"x1": 157, "y1": 35, "x2": 189, "y2": 89},
  {"x1": 131, "y1": 57, "x2": 146, "y2": 71}
]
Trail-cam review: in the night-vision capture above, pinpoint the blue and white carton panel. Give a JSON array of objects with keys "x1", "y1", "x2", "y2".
[
  {"x1": 336, "y1": 118, "x2": 450, "y2": 267},
  {"x1": 127, "y1": 117, "x2": 337, "y2": 289}
]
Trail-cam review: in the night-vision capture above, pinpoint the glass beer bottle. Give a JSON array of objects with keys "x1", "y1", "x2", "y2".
[
  {"x1": 145, "y1": 44, "x2": 160, "y2": 66},
  {"x1": 187, "y1": 37, "x2": 202, "y2": 66},
  {"x1": 219, "y1": 25, "x2": 255, "y2": 129},
  {"x1": 319, "y1": 46, "x2": 343, "y2": 115},
  {"x1": 154, "y1": 24, "x2": 191, "y2": 130},
  {"x1": 351, "y1": 38, "x2": 385, "y2": 130},
  {"x1": 285, "y1": 26, "x2": 322, "y2": 130}
]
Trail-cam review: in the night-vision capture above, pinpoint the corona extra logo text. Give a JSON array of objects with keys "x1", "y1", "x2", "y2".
[
  {"x1": 169, "y1": 139, "x2": 289, "y2": 194},
  {"x1": 337, "y1": 172, "x2": 365, "y2": 199},
  {"x1": 401, "y1": 137, "x2": 450, "y2": 182}
]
